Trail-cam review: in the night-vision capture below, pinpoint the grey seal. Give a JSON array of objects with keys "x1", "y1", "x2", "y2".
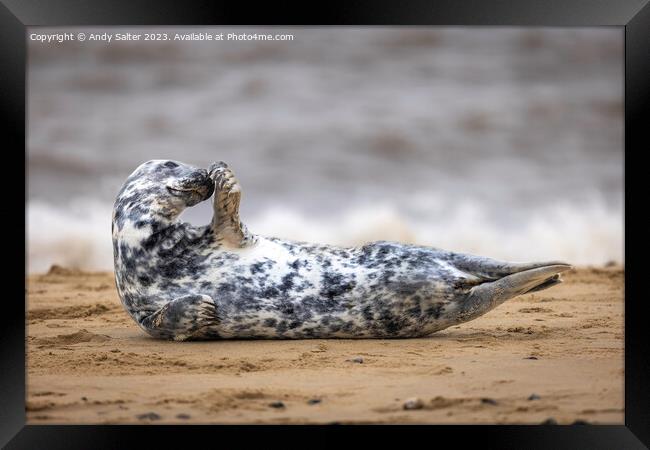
[{"x1": 112, "y1": 159, "x2": 571, "y2": 341}]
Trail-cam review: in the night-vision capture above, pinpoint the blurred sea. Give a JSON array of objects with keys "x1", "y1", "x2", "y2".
[{"x1": 27, "y1": 27, "x2": 623, "y2": 273}]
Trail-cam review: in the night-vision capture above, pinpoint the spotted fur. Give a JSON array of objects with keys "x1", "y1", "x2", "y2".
[{"x1": 112, "y1": 160, "x2": 571, "y2": 341}]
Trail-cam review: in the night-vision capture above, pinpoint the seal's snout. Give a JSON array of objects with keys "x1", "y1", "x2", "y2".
[
  {"x1": 167, "y1": 168, "x2": 215, "y2": 201},
  {"x1": 185, "y1": 168, "x2": 209, "y2": 184},
  {"x1": 196, "y1": 169, "x2": 215, "y2": 199},
  {"x1": 194, "y1": 168, "x2": 212, "y2": 188}
]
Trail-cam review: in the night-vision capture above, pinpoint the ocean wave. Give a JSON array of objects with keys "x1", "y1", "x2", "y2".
[
  {"x1": 27, "y1": 197, "x2": 622, "y2": 274},
  {"x1": 27, "y1": 199, "x2": 114, "y2": 274}
]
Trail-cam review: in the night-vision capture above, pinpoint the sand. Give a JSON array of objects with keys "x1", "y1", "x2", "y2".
[{"x1": 26, "y1": 265, "x2": 624, "y2": 424}]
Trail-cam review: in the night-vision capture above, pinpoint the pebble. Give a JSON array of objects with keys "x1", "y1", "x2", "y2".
[
  {"x1": 176, "y1": 413, "x2": 191, "y2": 419},
  {"x1": 347, "y1": 357, "x2": 364, "y2": 364},
  {"x1": 528, "y1": 393, "x2": 541, "y2": 401},
  {"x1": 403, "y1": 397, "x2": 424, "y2": 410},
  {"x1": 524, "y1": 356, "x2": 539, "y2": 360},
  {"x1": 307, "y1": 399, "x2": 322, "y2": 405},
  {"x1": 269, "y1": 401, "x2": 285, "y2": 409},
  {"x1": 481, "y1": 398, "x2": 498, "y2": 406},
  {"x1": 136, "y1": 412, "x2": 161, "y2": 420}
]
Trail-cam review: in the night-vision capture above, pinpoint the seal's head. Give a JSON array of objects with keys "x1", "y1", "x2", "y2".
[{"x1": 113, "y1": 159, "x2": 214, "y2": 232}]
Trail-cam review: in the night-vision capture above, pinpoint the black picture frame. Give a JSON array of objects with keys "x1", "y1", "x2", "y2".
[{"x1": 3, "y1": 1, "x2": 648, "y2": 448}]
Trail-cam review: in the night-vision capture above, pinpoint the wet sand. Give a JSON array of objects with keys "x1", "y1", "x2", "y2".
[{"x1": 26, "y1": 266, "x2": 623, "y2": 424}]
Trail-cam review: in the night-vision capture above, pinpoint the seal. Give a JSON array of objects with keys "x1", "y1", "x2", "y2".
[{"x1": 112, "y1": 159, "x2": 572, "y2": 341}]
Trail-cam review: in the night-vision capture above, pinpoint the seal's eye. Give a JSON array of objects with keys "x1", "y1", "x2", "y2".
[{"x1": 164, "y1": 161, "x2": 179, "y2": 169}]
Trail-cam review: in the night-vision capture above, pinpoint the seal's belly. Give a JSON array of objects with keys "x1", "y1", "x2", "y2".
[{"x1": 158, "y1": 238, "x2": 463, "y2": 338}]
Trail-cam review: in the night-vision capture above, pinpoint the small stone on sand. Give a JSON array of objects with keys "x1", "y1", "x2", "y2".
[
  {"x1": 403, "y1": 398, "x2": 424, "y2": 410},
  {"x1": 136, "y1": 412, "x2": 161, "y2": 420}
]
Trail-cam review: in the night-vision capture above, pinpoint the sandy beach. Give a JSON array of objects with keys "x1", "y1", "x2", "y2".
[{"x1": 26, "y1": 265, "x2": 623, "y2": 424}]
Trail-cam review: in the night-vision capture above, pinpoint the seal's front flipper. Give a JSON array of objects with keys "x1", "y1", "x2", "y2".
[
  {"x1": 139, "y1": 294, "x2": 219, "y2": 341},
  {"x1": 208, "y1": 162, "x2": 256, "y2": 248},
  {"x1": 459, "y1": 264, "x2": 572, "y2": 322}
]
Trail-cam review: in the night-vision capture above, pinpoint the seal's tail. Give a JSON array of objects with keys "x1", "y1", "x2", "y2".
[{"x1": 458, "y1": 263, "x2": 572, "y2": 322}]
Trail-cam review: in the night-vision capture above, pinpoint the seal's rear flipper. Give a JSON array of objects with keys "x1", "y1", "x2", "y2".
[
  {"x1": 522, "y1": 273, "x2": 563, "y2": 294},
  {"x1": 459, "y1": 264, "x2": 572, "y2": 322},
  {"x1": 449, "y1": 253, "x2": 571, "y2": 283},
  {"x1": 139, "y1": 294, "x2": 219, "y2": 341}
]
